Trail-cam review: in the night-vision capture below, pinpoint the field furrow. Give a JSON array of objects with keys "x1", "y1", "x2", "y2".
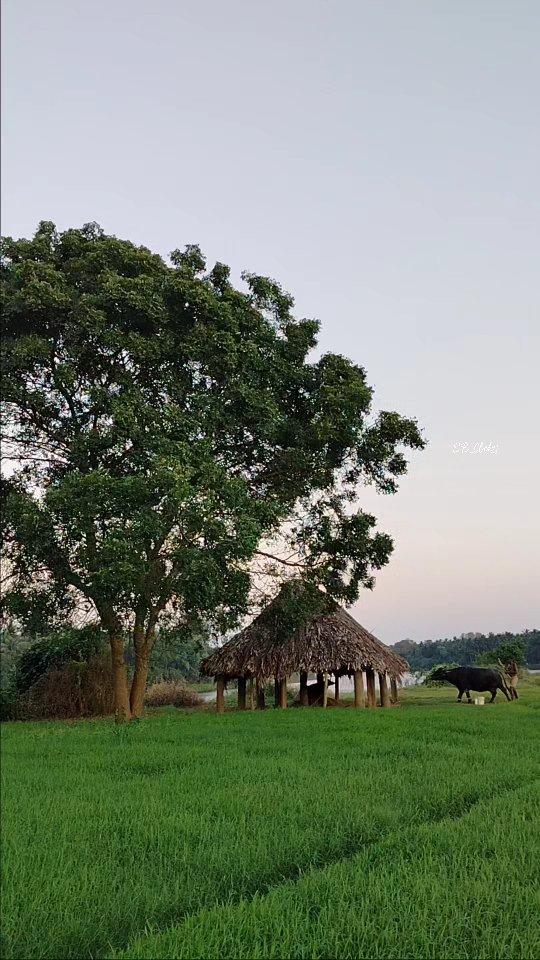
[{"x1": 112, "y1": 779, "x2": 540, "y2": 959}]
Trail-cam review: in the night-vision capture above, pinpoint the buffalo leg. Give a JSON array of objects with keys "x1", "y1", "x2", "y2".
[
  {"x1": 457, "y1": 688, "x2": 465, "y2": 702},
  {"x1": 489, "y1": 688, "x2": 497, "y2": 702},
  {"x1": 465, "y1": 689, "x2": 472, "y2": 703}
]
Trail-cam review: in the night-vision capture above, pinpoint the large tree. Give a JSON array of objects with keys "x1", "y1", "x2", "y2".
[{"x1": 1, "y1": 222, "x2": 424, "y2": 720}]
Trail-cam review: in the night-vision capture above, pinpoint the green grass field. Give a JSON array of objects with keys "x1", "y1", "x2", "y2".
[{"x1": 2, "y1": 683, "x2": 539, "y2": 960}]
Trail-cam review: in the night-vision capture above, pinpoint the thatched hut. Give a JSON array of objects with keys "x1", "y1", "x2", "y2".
[{"x1": 202, "y1": 591, "x2": 409, "y2": 712}]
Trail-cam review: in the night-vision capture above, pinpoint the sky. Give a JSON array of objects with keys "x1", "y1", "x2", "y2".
[{"x1": 2, "y1": 0, "x2": 539, "y2": 644}]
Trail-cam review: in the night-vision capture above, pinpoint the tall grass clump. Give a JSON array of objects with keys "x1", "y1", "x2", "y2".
[{"x1": 144, "y1": 680, "x2": 202, "y2": 709}]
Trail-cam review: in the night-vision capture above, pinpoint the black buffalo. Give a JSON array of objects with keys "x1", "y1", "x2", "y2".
[
  {"x1": 305, "y1": 679, "x2": 334, "y2": 705},
  {"x1": 431, "y1": 666, "x2": 511, "y2": 703}
]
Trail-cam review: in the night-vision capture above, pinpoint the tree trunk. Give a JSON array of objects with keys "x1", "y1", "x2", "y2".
[
  {"x1": 130, "y1": 653, "x2": 150, "y2": 718},
  {"x1": 130, "y1": 617, "x2": 157, "y2": 718},
  {"x1": 109, "y1": 634, "x2": 130, "y2": 723}
]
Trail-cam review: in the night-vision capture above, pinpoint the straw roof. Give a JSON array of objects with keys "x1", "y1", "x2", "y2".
[{"x1": 202, "y1": 593, "x2": 408, "y2": 681}]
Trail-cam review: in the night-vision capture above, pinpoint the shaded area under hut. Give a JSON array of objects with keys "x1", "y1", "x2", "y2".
[{"x1": 201, "y1": 589, "x2": 409, "y2": 712}]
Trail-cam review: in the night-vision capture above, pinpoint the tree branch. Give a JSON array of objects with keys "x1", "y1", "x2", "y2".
[{"x1": 255, "y1": 550, "x2": 306, "y2": 568}]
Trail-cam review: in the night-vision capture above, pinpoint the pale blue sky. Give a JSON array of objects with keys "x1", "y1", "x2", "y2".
[{"x1": 2, "y1": 0, "x2": 539, "y2": 642}]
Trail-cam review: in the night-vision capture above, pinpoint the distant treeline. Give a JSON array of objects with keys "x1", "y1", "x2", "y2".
[{"x1": 394, "y1": 629, "x2": 540, "y2": 671}]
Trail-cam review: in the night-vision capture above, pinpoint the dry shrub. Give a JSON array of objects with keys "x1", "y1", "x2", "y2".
[
  {"x1": 18, "y1": 654, "x2": 114, "y2": 720},
  {"x1": 145, "y1": 679, "x2": 202, "y2": 709}
]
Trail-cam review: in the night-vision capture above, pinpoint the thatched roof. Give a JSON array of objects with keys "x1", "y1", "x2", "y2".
[{"x1": 202, "y1": 593, "x2": 408, "y2": 681}]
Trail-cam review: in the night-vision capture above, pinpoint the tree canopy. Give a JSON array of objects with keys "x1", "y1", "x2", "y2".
[
  {"x1": 476, "y1": 640, "x2": 526, "y2": 668},
  {"x1": 395, "y1": 630, "x2": 539, "y2": 671},
  {"x1": 1, "y1": 222, "x2": 424, "y2": 719}
]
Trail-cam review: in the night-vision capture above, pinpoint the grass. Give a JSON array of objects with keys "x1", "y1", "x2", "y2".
[
  {"x1": 189, "y1": 681, "x2": 217, "y2": 694},
  {"x1": 1, "y1": 683, "x2": 539, "y2": 960}
]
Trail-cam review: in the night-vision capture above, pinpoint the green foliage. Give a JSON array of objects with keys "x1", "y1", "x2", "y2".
[
  {"x1": 142, "y1": 626, "x2": 210, "y2": 683},
  {"x1": 422, "y1": 662, "x2": 459, "y2": 686},
  {"x1": 395, "y1": 629, "x2": 540, "y2": 671},
  {"x1": 13, "y1": 625, "x2": 106, "y2": 696},
  {"x1": 476, "y1": 640, "x2": 526, "y2": 667},
  {"x1": 0, "y1": 682, "x2": 18, "y2": 721},
  {"x1": 0, "y1": 627, "x2": 31, "y2": 718},
  {"x1": 1, "y1": 222, "x2": 424, "y2": 706},
  {"x1": 1, "y1": 686, "x2": 539, "y2": 959}
]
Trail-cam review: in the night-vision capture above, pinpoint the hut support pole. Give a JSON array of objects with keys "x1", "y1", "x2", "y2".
[
  {"x1": 299, "y1": 671, "x2": 309, "y2": 706},
  {"x1": 279, "y1": 678, "x2": 288, "y2": 709},
  {"x1": 216, "y1": 677, "x2": 226, "y2": 714},
  {"x1": 248, "y1": 678, "x2": 255, "y2": 710},
  {"x1": 274, "y1": 678, "x2": 280, "y2": 707},
  {"x1": 379, "y1": 672, "x2": 390, "y2": 708},
  {"x1": 238, "y1": 677, "x2": 247, "y2": 710},
  {"x1": 354, "y1": 670, "x2": 365, "y2": 708},
  {"x1": 322, "y1": 672, "x2": 329, "y2": 709},
  {"x1": 256, "y1": 681, "x2": 266, "y2": 710},
  {"x1": 366, "y1": 668, "x2": 376, "y2": 708},
  {"x1": 390, "y1": 677, "x2": 399, "y2": 704},
  {"x1": 334, "y1": 673, "x2": 340, "y2": 702}
]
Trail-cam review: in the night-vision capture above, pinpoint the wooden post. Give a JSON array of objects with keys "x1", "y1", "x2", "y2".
[
  {"x1": 322, "y1": 672, "x2": 329, "y2": 708},
  {"x1": 334, "y1": 673, "x2": 340, "y2": 702},
  {"x1": 279, "y1": 677, "x2": 288, "y2": 708},
  {"x1": 299, "y1": 671, "x2": 309, "y2": 706},
  {"x1": 390, "y1": 677, "x2": 399, "y2": 704},
  {"x1": 216, "y1": 677, "x2": 226, "y2": 713},
  {"x1": 256, "y1": 680, "x2": 266, "y2": 710},
  {"x1": 248, "y1": 678, "x2": 255, "y2": 710},
  {"x1": 354, "y1": 670, "x2": 365, "y2": 708},
  {"x1": 238, "y1": 677, "x2": 247, "y2": 710},
  {"x1": 366, "y1": 668, "x2": 376, "y2": 708},
  {"x1": 379, "y1": 672, "x2": 390, "y2": 707}
]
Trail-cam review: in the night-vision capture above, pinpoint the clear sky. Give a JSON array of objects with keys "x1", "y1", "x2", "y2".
[{"x1": 2, "y1": 0, "x2": 539, "y2": 643}]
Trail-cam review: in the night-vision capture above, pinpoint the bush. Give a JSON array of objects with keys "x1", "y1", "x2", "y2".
[
  {"x1": 0, "y1": 686, "x2": 18, "y2": 721},
  {"x1": 13, "y1": 626, "x2": 106, "y2": 696},
  {"x1": 145, "y1": 680, "x2": 202, "y2": 709},
  {"x1": 16, "y1": 653, "x2": 114, "y2": 720},
  {"x1": 0, "y1": 629, "x2": 31, "y2": 719}
]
